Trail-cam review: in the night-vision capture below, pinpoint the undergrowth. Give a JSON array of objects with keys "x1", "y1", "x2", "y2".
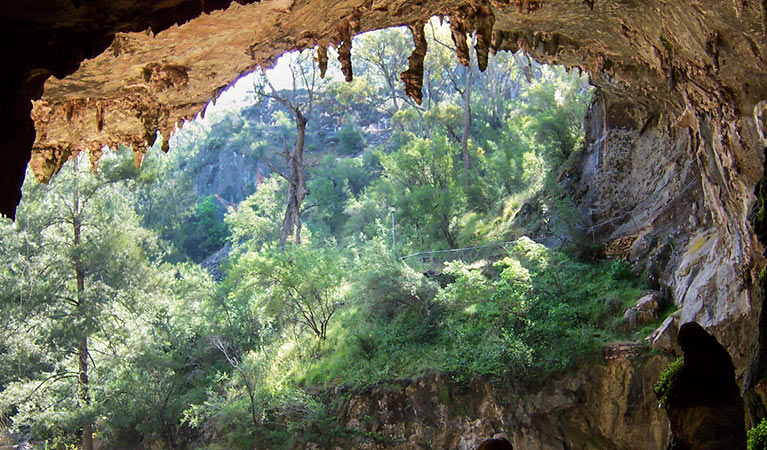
[
  {"x1": 183, "y1": 237, "x2": 652, "y2": 448},
  {"x1": 749, "y1": 418, "x2": 767, "y2": 450},
  {"x1": 265, "y1": 237, "x2": 645, "y2": 391},
  {"x1": 654, "y1": 357, "x2": 684, "y2": 409}
]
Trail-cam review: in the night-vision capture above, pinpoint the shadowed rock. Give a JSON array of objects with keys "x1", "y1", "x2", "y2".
[
  {"x1": 478, "y1": 437, "x2": 513, "y2": 449},
  {"x1": 660, "y1": 322, "x2": 746, "y2": 449}
]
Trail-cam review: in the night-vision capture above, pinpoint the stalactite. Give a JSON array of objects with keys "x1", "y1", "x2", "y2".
[
  {"x1": 449, "y1": 9, "x2": 471, "y2": 67},
  {"x1": 400, "y1": 20, "x2": 427, "y2": 105},
  {"x1": 89, "y1": 148, "x2": 102, "y2": 174},
  {"x1": 95, "y1": 101, "x2": 104, "y2": 132},
  {"x1": 473, "y1": 4, "x2": 495, "y2": 71},
  {"x1": 317, "y1": 44, "x2": 329, "y2": 78},
  {"x1": 133, "y1": 149, "x2": 145, "y2": 170},
  {"x1": 449, "y1": 5, "x2": 494, "y2": 71},
  {"x1": 336, "y1": 13, "x2": 360, "y2": 82}
]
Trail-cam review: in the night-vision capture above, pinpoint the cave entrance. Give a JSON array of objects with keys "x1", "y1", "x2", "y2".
[{"x1": 0, "y1": 5, "x2": 759, "y2": 448}]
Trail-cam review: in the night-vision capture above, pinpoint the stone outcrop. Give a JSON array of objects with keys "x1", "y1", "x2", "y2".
[
  {"x1": 317, "y1": 350, "x2": 670, "y2": 449},
  {"x1": 647, "y1": 315, "x2": 681, "y2": 355},
  {"x1": 565, "y1": 85, "x2": 760, "y2": 380},
  {"x1": 623, "y1": 291, "x2": 664, "y2": 331}
]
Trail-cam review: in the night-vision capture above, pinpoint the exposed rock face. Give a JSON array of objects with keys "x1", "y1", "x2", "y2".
[
  {"x1": 190, "y1": 145, "x2": 263, "y2": 204},
  {"x1": 566, "y1": 85, "x2": 761, "y2": 379},
  {"x1": 318, "y1": 351, "x2": 670, "y2": 449},
  {"x1": 660, "y1": 322, "x2": 746, "y2": 449},
  {"x1": 647, "y1": 315, "x2": 681, "y2": 355}
]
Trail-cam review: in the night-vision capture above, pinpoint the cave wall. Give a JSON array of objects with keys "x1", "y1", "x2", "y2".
[
  {"x1": 566, "y1": 88, "x2": 758, "y2": 373},
  {"x1": 1, "y1": 0, "x2": 265, "y2": 219}
]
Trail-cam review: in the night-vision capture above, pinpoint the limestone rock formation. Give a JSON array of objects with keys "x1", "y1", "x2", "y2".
[
  {"x1": 320, "y1": 350, "x2": 670, "y2": 449},
  {"x1": 647, "y1": 315, "x2": 681, "y2": 355}
]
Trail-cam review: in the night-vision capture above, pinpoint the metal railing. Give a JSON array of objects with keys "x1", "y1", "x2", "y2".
[{"x1": 400, "y1": 241, "x2": 516, "y2": 272}]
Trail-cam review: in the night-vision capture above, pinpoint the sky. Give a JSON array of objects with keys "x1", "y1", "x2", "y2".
[{"x1": 203, "y1": 47, "x2": 344, "y2": 115}]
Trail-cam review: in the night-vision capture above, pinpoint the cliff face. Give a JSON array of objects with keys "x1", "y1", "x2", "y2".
[
  {"x1": 567, "y1": 90, "x2": 756, "y2": 372},
  {"x1": 316, "y1": 350, "x2": 670, "y2": 449}
]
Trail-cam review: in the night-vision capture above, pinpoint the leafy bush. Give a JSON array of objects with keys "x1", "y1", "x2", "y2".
[
  {"x1": 356, "y1": 241, "x2": 439, "y2": 320},
  {"x1": 337, "y1": 123, "x2": 367, "y2": 155},
  {"x1": 654, "y1": 357, "x2": 684, "y2": 409},
  {"x1": 609, "y1": 259, "x2": 634, "y2": 281},
  {"x1": 749, "y1": 418, "x2": 767, "y2": 450},
  {"x1": 177, "y1": 195, "x2": 230, "y2": 262}
]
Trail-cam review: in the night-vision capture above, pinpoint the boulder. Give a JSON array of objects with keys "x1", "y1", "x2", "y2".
[{"x1": 646, "y1": 315, "x2": 680, "y2": 355}]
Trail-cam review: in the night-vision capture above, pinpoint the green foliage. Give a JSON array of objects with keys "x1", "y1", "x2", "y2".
[
  {"x1": 610, "y1": 259, "x2": 634, "y2": 281},
  {"x1": 0, "y1": 150, "x2": 164, "y2": 445},
  {"x1": 337, "y1": 122, "x2": 367, "y2": 155},
  {"x1": 305, "y1": 153, "x2": 378, "y2": 240},
  {"x1": 178, "y1": 195, "x2": 230, "y2": 262},
  {"x1": 748, "y1": 418, "x2": 767, "y2": 450},
  {"x1": 355, "y1": 239, "x2": 439, "y2": 320},
  {"x1": 654, "y1": 357, "x2": 684, "y2": 409},
  {"x1": 0, "y1": 22, "x2": 604, "y2": 450},
  {"x1": 226, "y1": 244, "x2": 348, "y2": 341},
  {"x1": 376, "y1": 135, "x2": 467, "y2": 249},
  {"x1": 283, "y1": 237, "x2": 643, "y2": 390},
  {"x1": 225, "y1": 175, "x2": 285, "y2": 249}
]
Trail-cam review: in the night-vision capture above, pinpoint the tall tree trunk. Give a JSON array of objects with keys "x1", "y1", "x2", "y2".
[
  {"x1": 78, "y1": 335, "x2": 93, "y2": 450},
  {"x1": 72, "y1": 167, "x2": 93, "y2": 450},
  {"x1": 279, "y1": 109, "x2": 308, "y2": 249},
  {"x1": 461, "y1": 64, "x2": 473, "y2": 191}
]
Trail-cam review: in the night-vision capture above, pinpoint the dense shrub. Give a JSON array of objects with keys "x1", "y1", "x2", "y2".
[
  {"x1": 749, "y1": 418, "x2": 767, "y2": 450},
  {"x1": 356, "y1": 241, "x2": 439, "y2": 320},
  {"x1": 654, "y1": 357, "x2": 684, "y2": 409}
]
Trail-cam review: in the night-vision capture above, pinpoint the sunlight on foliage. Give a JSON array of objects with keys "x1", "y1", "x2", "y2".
[{"x1": 0, "y1": 20, "x2": 618, "y2": 450}]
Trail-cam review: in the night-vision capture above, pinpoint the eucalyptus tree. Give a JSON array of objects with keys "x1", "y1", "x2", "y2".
[{"x1": 250, "y1": 49, "x2": 327, "y2": 248}]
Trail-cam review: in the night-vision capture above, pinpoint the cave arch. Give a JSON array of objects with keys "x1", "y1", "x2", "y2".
[{"x1": 3, "y1": 0, "x2": 767, "y2": 443}]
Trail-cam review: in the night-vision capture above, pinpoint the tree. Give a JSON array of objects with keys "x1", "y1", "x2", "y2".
[
  {"x1": 225, "y1": 175, "x2": 286, "y2": 250},
  {"x1": 353, "y1": 26, "x2": 427, "y2": 129},
  {"x1": 378, "y1": 136, "x2": 467, "y2": 249},
  {"x1": 250, "y1": 49, "x2": 325, "y2": 249},
  {"x1": 228, "y1": 245, "x2": 346, "y2": 341},
  {"x1": 177, "y1": 195, "x2": 229, "y2": 263},
  {"x1": 426, "y1": 19, "x2": 479, "y2": 190},
  {"x1": 0, "y1": 150, "x2": 157, "y2": 449}
]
